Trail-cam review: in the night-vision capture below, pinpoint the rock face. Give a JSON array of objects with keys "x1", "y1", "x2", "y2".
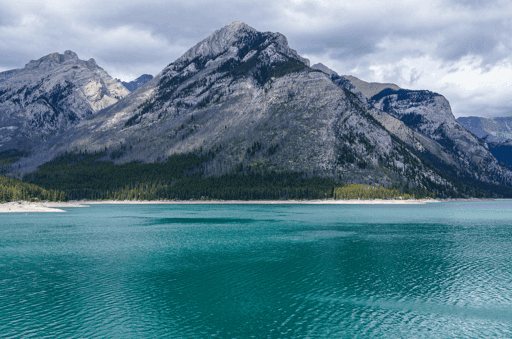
[
  {"x1": 121, "y1": 74, "x2": 153, "y2": 92},
  {"x1": 368, "y1": 88, "x2": 511, "y2": 186},
  {"x1": 16, "y1": 22, "x2": 456, "y2": 193},
  {"x1": 486, "y1": 141, "x2": 512, "y2": 171},
  {"x1": 11, "y1": 22, "x2": 512, "y2": 194},
  {"x1": 457, "y1": 116, "x2": 512, "y2": 171},
  {"x1": 303, "y1": 65, "x2": 512, "y2": 187},
  {"x1": 311, "y1": 63, "x2": 338, "y2": 77},
  {"x1": 0, "y1": 50, "x2": 130, "y2": 153},
  {"x1": 457, "y1": 116, "x2": 512, "y2": 143},
  {"x1": 342, "y1": 75, "x2": 400, "y2": 101}
]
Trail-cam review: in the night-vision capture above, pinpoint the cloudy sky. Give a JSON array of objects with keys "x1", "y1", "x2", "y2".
[{"x1": 1, "y1": 0, "x2": 511, "y2": 118}]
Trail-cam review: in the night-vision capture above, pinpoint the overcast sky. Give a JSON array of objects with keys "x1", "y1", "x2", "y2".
[{"x1": 1, "y1": 0, "x2": 511, "y2": 118}]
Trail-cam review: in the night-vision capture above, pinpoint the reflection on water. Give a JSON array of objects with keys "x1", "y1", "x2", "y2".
[{"x1": 1, "y1": 202, "x2": 512, "y2": 338}]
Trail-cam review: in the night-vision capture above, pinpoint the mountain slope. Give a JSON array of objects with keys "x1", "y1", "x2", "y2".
[
  {"x1": 306, "y1": 64, "x2": 512, "y2": 188},
  {"x1": 15, "y1": 23, "x2": 457, "y2": 194},
  {"x1": 11, "y1": 21, "x2": 512, "y2": 197},
  {"x1": 120, "y1": 74, "x2": 154, "y2": 92},
  {"x1": 486, "y1": 141, "x2": 512, "y2": 170},
  {"x1": 367, "y1": 88, "x2": 512, "y2": 187},
  {"x1": 0, "y1": 50, "x2": 130, "y2": 155},
  {"x1": 457, "y1": 116, "x2": 512, "y2": 143}
]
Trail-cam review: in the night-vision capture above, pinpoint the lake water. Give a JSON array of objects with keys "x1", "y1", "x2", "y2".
[{"x1": 1, "y1": 202, "x2": 512, "y2": 338}]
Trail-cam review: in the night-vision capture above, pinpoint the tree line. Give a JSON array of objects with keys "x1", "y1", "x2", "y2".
[
  {"x1": 0, "y1": 174, "x2": 67, "y2": 202},
  {"x1": 333, "y1": 184, "x2": 414, "y2": 200},
  {"x1": 13, "y1": 150, "x2": 442, "y2": 202}
]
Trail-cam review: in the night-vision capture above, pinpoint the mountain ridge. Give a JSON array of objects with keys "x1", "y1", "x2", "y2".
[
  {"x1": 0, "y1": 50, "x2": 129, "y2": 154},
  {"x1": 120, "y1": 74, "x2": 154, "y2": 92},
  {"x1": 457, "y1": 116, "x2": 512, "y2": 143},
  {"x1": 2, "y1": 22, "x2": 512, "y2": 197}
]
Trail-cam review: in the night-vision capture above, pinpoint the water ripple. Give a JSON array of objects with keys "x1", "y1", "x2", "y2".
[{"x1": 2, "y1": 204, "x2": 512, "y2": 337}]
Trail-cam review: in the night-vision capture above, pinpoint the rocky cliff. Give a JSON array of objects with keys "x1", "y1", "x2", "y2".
[
  {"x1": 0, "y1": 50, "x2": 129, "y2": 153},
  {"x1": 308, "y1": 63, "x2": 512, "y2": 188},
  {"x1": 367, "y1": 88, "x2": 512, "y2": 186}
]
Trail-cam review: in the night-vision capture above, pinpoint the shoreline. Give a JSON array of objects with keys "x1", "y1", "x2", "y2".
[
  {"x1": 0, "y1": 201, "x2": 89, "y2": 213},
  {"x1": 0, "y1": 198, "x2": 505, "y2": 213}
]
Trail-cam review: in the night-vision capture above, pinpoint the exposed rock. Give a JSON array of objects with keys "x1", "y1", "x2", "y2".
[
  {"x1": 487, "y1": 141, "x2": 512, "y2": 171},
  {"x1": 121, "y1": 74, "x2": 154, "y2": 92},
  {"x1": 343, "y1": 75, "x2": 400, "y2": 101},
  {"x1": 311, "y1": 63, "x2": 338, "y2": 77},
  {"x1": 175, "y1": 21, "x2": 309, "y2": 67},
  {"x1": 0, "y1": 50, "x2": 129, "y2": 153},
  {"x1": 8, "y1": 22, "x2": 512, "y2": 195},
  {"x1": 15, "y1": 22, "x2": 457, "y2": 194},
  {"x1": 370, "y1": 88, "x2": 512, "y2": 186},
  {"x1": 457, "y1": 116, "x2": 512, "y2": 143}
]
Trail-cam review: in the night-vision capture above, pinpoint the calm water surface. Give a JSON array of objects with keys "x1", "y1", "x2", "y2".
[{"x1": 1, "y1": 202, "x2": 512, "y2": 338}]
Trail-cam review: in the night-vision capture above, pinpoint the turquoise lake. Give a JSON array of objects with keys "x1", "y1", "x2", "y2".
[{"x1": 1, "y1": 202, "x2": 512, "y2": 338}]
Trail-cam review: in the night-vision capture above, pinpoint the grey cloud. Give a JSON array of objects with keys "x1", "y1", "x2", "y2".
[
  {"x1": 0, "y1": 6, "x2": 20, "y2": 27},
  {"x1": 454, "y1": 102, "x2": 512, "y2": 118},
  {"x1": 292, "y1": 31, "x2": 379, "y2": 57},
  {"x1": 1, "y1": 0, "x2": 512, "y2": 117},
  {"x1": 448, "y1": 0, "x2": 504, "y2": 9},
  {"x1": 435, "y1": 27, "x2": 508, "y2": 67}
]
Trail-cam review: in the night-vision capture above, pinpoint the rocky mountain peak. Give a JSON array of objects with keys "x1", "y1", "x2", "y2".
[
  {"x1": 121, "y1": 74, "x2": 154, "y2": 92},
  {"x1": 24, "y1": 50, "x2": 81, "y2": 69},
  {"x1": 0, "y1": 51, "x2": 129, "y2": 153},
  {"x1": 63, "y1": 50, "x2": 79, "y2": 61},
  {"x1": 85, "y1": 58, "x2": 98, "y2": 69},
  {"x1": 8, "y1": 22, "x2": 512, "y2": 197},
  {"x1": 173, "y1": 21, "x2": 309, "y2": 68},
  {"x1": 311, "y1": 63, "x2": 339, "y2": 77},
  {"x1": 175, "y1": 21, "x2": 257, "y2": 63},
  {"x1": 344, "y1": 75, "x2": 400, "y2": 101},
  {"x1": 128, "y1": 22, "x2": 313, "y2": 129}
]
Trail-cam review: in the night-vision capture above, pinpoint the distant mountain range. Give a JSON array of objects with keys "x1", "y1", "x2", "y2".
[
  {"x1": 119, "y1": 74, "x2": 154, "y2": 92},
  {"x1": 457, "y1": 116, "x2": 512, "y2": 143},
  {"x1": 456, "y1": 116, "x2": 512, "y2": 171},
  {"x1": 1, "y1": 21, "x2": 512, "y2": 197}
]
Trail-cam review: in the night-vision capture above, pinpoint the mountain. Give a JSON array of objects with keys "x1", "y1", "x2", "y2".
[
  {"x1": 456, "y1": 116, "x2": 512, "y2": 172},
  {"x1": 120, "y1": 74, "x2": 154, "y2": 92},
  {"x1": 359, "y1": 86, "x2": 510, "y2": 187},
  {"x1": 9, "y1": 22, "x2": 512, "y2": 197},
  {"x1": 485, "y1": 141, "x2": 512, "y2": 170},
  {"x1": 304, "y1": 64, "x2": 512, "y2": 189},
  {"x1": 341, "y1": 75, "x2": 400, "y2": 100},
  {"x1": 457, "y1": 116, "x2": 512, "y2": 143},
  {"x1": 310, "y1": 63, "x2": 339, "y2": 77},
  {"x1": 0, "y1": 50, "x2": 130, "y2": 158}
]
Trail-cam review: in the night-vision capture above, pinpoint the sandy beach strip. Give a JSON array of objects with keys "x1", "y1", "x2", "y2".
[
  {"x1": 4, "y1": 198, "x2": 508, "y2": 213},
  {"x1": 1, "y1": 198, "x2": 506, "y2": 213},
  {"x1": 0, "y1": 198, "x2": 441, "y2": 213},
  {"x1": 0, "y1": 201, "x2": 89, "y2": 213},
  {"x1": 84, "y1": 199, "x2": 436, "y2": 205}
]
